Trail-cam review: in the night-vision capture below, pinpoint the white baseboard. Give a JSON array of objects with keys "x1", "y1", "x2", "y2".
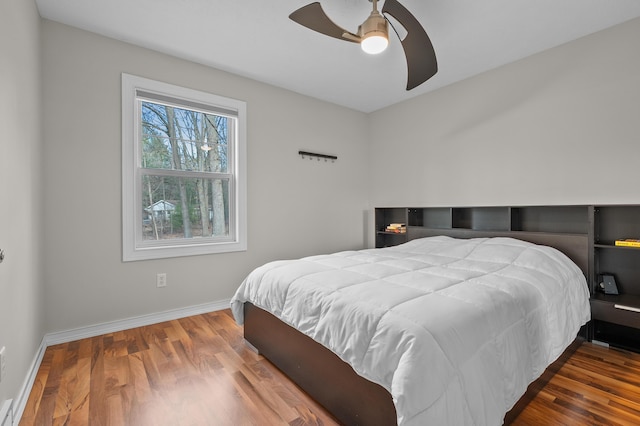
[
  {"x1": 12, "y1": 340, "x2": 46, "y2": 425},
  {"x1": 1, "y1": 399, "x2": 13, "y2": 426},
  {"x1": 12, "y1": 298, "x2": 231, "y2": 423},
  {"x1": 44, "y1": 299, "x2": 231, "y2": 345}
]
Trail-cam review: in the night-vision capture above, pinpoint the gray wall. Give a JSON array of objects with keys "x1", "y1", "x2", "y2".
[
  {"x1": 368, "y1": 17, "x2": 640, "y2": 208},
  {"x1": 3, "y1": 3, "x2": 640, "y2": 409},
  {"x1": 41, "y1": 21, "x2": 370, "y2": 333},
  {"x1": 0, "y1": 0, "x2": 44, "y2": 405}
]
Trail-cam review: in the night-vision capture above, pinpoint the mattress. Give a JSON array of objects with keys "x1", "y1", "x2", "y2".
[{"x1": 231, "y1": 236, "x2": 591, "y2": 425}]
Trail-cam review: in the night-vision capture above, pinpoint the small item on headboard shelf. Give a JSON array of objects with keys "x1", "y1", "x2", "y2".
[
  {"x1": 599, "y1": 274, "x2": 619, "y2": 295},
  {"x1": 615, "y1": 239, "x2": 640, "y2": 248},
  {"x1": 386, "y1": 223, "x2": 406, "y2": 233}
]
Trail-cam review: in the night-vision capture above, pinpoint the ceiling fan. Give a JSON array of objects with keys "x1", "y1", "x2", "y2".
[{"x1": 289, "y1": 0, "x2": 437, "y2": 90}]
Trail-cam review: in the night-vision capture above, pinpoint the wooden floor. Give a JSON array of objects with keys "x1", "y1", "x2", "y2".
[{"x1": 19, "y1": 309, "x2": 640, "y2": 425}]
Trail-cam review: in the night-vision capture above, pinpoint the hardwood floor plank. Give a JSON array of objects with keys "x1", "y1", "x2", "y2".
[
  {"x1": 239, "y1": 366, "x2": 300, "y2": 423},
  {"x1": 538, "y1": 381, "x2": 636, "y2": 426},
  {"x1": 35, "y1": 346, "x2": 68, "y2": 426},
  {"x1": 127, "y1": 352, "x2": 152, "y2": 405},
  {"x1": 19, "y1": 310, "x2": 640, "y2": 425},
  {"x1": 88, "y1": 336, "x2": 106, "y2": 426},
  {"x1": 52, "y1": 346, "x2": 79, "y2": 419},
  {"x1": 553, "y1": 372, "x2": 640, "y2": 415},
  {"x1": 511, "y1": 343, "x2": 640, "y2": 426},
  {"x1": 20, "y1": 348, "x2": 54, "y2": 424}
]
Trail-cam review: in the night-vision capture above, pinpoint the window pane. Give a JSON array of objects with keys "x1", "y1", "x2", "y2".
[
  {"x1": 123, "y1": 73, "x2": 246, "y2": 261},
  {"x1": 142, "y1": 175, "x2": 230, "y2": 241},
  {"x1": 141, "y1": 101, "x2": 229, "y2": 173}
]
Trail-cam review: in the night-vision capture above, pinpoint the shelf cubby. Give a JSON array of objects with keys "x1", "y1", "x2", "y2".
[
  {"x1": 594, "y1": 205, "x2": 640, "y2": 245},
  {"x1": 511, "y1": 205, "x2": 588, "y2": 234},
  {"x1": 452, "y1": 207, "x2": 510, "y2": 231},
  {"x1": 412, "y1": 207, "x2": 451, "y2": 228}
]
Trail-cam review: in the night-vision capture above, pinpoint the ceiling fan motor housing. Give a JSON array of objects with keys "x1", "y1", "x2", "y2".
[{"x1": 359, "y1": 10, "x2": 388, "y2": 39}]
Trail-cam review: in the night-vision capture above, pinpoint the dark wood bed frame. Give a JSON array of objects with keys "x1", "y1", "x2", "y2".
[{"x1": 243, "y1": 230, "x2": 590, "y2": 425}]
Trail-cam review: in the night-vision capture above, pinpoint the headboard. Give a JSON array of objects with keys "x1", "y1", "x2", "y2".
[
  {"x1": 375, "y1": 206, "x2": 591, "y2": 280},
  {"x1": 408, "y1": 227, "x2": 589, "y2": 278}
]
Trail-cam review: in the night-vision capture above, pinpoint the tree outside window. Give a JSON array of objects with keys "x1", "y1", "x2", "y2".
[{"x1": 122, "y1": 74, "x2": 246, "y2": 261}]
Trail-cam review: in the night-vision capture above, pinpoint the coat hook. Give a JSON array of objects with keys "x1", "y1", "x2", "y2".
[{"x1": 298, "y1": 150, "x2": 338, "y2": 162}]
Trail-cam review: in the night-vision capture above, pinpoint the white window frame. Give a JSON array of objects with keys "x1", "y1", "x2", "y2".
[{"x1": 122, "y1": 73, "x2": 247, "y2": 261}]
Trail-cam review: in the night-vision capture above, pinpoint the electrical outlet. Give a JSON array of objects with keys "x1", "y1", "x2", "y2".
[
  {"x1": 156, "y1": 273, "x2": 167, "y2": 288},
  {"x1": 0, "y1": 347, "x2": 5, "y2": 383}
]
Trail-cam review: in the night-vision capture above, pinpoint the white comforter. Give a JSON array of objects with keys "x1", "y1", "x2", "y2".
[{"x1": 231, "y1": 236, "x2": 590, "y2": 425}]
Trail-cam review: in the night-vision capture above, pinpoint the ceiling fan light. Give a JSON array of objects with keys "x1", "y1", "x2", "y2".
[
  {"x1": 361, "y1": 33, "x2": 388, "y2": 54},
  {"x1": 359, "y1": 8, "x2": 389, "y2": 55}
]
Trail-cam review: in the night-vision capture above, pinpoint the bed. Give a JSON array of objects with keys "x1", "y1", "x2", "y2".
[{"x1": 231, "y1": 233, "x2": 591, "y2": 425}]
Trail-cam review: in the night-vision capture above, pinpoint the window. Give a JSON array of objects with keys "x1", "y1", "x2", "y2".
[{"x1": 122, "y1": 74, "x2": 247, "y2": 261}]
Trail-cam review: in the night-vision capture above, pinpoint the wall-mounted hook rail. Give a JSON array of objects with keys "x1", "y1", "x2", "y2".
[{"x1": 298, "y1": 151, "x2": 338, "y2": 162}]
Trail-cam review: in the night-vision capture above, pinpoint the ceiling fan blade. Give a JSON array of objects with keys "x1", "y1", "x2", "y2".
[
  {"x1": 289, "y1": 2, "x2": 359, "y2": 43},
  {"x1": 382, "y1": 0, "x2": 438, "y2": 90}
]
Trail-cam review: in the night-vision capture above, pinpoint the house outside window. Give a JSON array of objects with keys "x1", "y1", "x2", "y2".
[{"x1": 122, "y1": 74, "x2": 247, "y2": 261}]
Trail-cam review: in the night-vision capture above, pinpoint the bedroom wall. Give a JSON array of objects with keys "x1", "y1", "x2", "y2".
[
  {"x1": 368, "y1": 17, "x2": 640, "y2": 211},
  {"x1": 40, "y1": 21, "x2": 369, "y2": 333},
  {"x1": 33, "y1": 7, "x2": 640, "y2": 340},
  {"x1": 0, "y1": 0, "x2": 44, "y2": 406}
]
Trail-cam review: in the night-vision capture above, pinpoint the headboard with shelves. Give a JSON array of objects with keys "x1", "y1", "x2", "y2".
[
  {"x1": 376, "y1": 205, "x2": 591, "y2": 274},
  {"x1": 375, "y1": 205, "x2": 640, "y2": 351}
]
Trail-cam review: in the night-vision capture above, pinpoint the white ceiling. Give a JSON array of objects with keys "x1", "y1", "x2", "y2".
[{"x1": 35, "y1": 0, "x2": 640, "y2": 112}]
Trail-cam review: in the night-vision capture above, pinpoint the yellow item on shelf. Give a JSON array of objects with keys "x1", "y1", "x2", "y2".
[{"x1": 615, "y1": 239, "x2": 640, "y2": 248}]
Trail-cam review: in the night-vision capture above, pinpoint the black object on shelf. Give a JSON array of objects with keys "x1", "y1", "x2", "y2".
[{"x1": 599, "y1": 274, "x2": 619, "y2": 295}]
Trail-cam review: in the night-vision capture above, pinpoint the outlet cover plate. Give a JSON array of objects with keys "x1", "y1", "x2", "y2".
[
  {"x1": 157, "y1": 273, "x2": 167, "y2": 288},
  {"x1": 0, "y1": 347, "x2": 5, "y2": 383}
]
